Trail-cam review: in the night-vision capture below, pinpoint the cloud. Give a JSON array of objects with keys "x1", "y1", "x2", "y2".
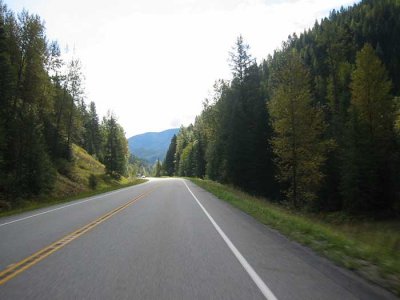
[
  {"x1": 7, "y1": 0, "x2": 360, "y2": 136},
  {"x1": 169, "y1": 118, "x2": 182, "y2": 128}
]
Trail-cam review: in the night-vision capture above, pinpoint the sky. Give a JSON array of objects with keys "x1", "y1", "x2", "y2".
[{"x1": 6, "y1": 0, "x2": 360, "y2": 137}]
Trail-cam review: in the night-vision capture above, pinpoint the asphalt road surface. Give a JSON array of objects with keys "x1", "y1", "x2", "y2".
[{"x1": 0, "y1": 178, "x2": 397, "y2": 299}]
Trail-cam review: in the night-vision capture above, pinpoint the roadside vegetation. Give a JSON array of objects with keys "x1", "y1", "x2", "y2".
[
  {"x1": 160, "y1": 2, "x2": 400, "y2": 294},
  {"x1": 0, "y1": 144, "x2": 146, "y2": 217},
  {"x1": 162, "y1": 2, "x2": 400, "y2": 294},
  {"x1": 190, "y1": 178, "x2": 400, "y2": 295},
  {"x1": 0, "y1": 2, "x2": 146, "y2": 212},
  {"x1": 164, "y1": 0, "x2": 400, "y2": 218}
]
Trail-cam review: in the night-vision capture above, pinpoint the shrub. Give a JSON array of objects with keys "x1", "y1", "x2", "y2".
[{"x1": 89, "y1": 174, "x2": 98, "y2": 190}]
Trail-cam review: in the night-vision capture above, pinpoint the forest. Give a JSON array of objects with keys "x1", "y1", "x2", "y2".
[
  {"x1": 0, "y1": 1, "x2": 131, "y2": 206},
  {"x1": 164, "y1": 0, "x2": 400, "y2": 216}
]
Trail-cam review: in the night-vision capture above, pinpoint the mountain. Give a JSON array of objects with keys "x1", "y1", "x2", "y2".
[{"x1": 128, "y1": 128, "x2": 179, "y2": 164}]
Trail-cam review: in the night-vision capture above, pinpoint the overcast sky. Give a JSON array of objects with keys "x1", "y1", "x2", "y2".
[{"x1": 7, "y1": 0, "x2": 360, "y2": 137}]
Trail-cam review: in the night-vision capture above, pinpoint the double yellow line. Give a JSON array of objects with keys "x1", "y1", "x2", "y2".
[{"x1": 0, "y1": 185, "x2": 159, "y2": 285}]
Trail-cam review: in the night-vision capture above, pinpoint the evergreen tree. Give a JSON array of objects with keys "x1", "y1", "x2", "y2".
[
  {"x1": 224, "y1": 36, "x2": 253, "y2": 186},
  {"x1": 178, "y1": 142, "x2": 191, "y2": 177},
  {"x1": 395, "y1": 97, "x2": 400, "y2": 140},
  {"x1": 341, "y1": 44, "x2": 397, "y2": 213},
  {"x1": 1, "y1": 8, "x2": 56, "y2": 197},
  {"x1": 163, "y1": 134, "x2": 177, "y2": 176},
  {"x1": 102, "y1": 113, "x2": 128, "y2": 178},
  {"x1": 174, "y1": 126, "x2": 193, "y2": 176},
  {"x1": 0, "y1": 6, "x2": 14, "y2": 194},
  {"x1": 154, "y1": 159, "x2": 162, "y2": 177},
  {"x1": 268, "y1": 50, "x2": 331, "y2": 208},
  {"x1": 203, "y1": 80, "x2": 229, "y2": 182},
  {"x1": 229, "y1": 35, "x2": 254, "y2": 83},
  {"x1": 350, "y1": 44, "x2": 393, "y2": 141},
  {"x1": 190, "y1": 137, "x2": 205, "y2": 178},
  {"x1": 0, "y1": 2, "x2": 132, "y2": 204},
  {"x1": 44, "y1": 41, "x2": 71, "y2": 161},
  {"x1": 83, "y1": 101, "x2": 102, "y2": 158},
  {"x1": 226, "y1": 36, "x2": 277, "y2": 195},
  {"x1": 66, "y1": 58, "x2": 85, "y2": 147},
  {"x1": 16, "y1": 112, "x2": 56, "y2": 195}
]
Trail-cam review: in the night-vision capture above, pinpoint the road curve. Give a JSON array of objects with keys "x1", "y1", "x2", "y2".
[{"x1": 0, "y1": 178, "x2": 397, "y2": 299}]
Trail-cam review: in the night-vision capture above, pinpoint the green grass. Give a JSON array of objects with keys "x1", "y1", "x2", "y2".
[
  {"x1": 0, "y1": 179, "x2": 146, "y2": 218},
  {"x1": 190, "y1": 178, "x2": 400, "y2": 296},
  {"x1": 0, "y1": 144, "x2": 147, "y2": 218}
]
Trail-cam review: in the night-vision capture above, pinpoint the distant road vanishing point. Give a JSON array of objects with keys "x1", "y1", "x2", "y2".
[{"x1": 0, "y1": 178, "x2": 396, "y2": 299}]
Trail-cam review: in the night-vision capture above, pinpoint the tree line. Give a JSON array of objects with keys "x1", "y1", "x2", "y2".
[
  {"x1": 0, "y1": 2, "x2": 129, "y2": 203},
  {"x1": 164, "y1": 0, "x2": 400, "y2": 216}
]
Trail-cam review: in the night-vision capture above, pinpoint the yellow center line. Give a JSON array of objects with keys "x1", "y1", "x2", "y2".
[{"x1": 0, "y1": 185, "x2": 160, "y2": 285}]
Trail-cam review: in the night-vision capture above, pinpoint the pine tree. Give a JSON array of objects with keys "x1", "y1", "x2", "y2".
[
  {"x1": 102, "y1": 113, "x2": 128, "y2": 178},
  {"x1": 66, "y1": 58, "x2": 85, "y2": 147},
  {"x1": 203, "y1": 80, "x2": 229, "y2": 182},
  {"x1": 218, "y1": 36, "x2": 277, "y2": 195},
  {"x1": 83, "y1": 101, "x2": 102, "y2": 157},
  {"x1": 395, "y1": 97, "x2": 400, "y2": 139},
  {"x1": 2, "y1": 9, "x2": 57, "y2": 197},
  {"x1": 229, "y1": 35, "x2": 254, "y2": 83},
  {"x1": 268, "y1": 50, "x2": 331, "y2": 208},
  {"x1": 154, "y1": 159, "x2": 162, "y2": 177},
  {"x1": 341, "y1": 44, "x2": 397, "y2": 213},
  {"x1": 0, "y1": 7, "x2": 15, "y2": 194},
  {"x1": 163, "y1": 134, "x2": 177, "y2": 176},
  {"x1": 350, "y1": 44, "x2": 393, "y2": 141},
  {"x1": 174, "y1": 126, "x2": 193, "y2": 176}
]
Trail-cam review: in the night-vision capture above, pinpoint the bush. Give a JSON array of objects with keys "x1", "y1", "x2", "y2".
[
  {"x1": 89, "y1": 174, "x2": 98, "y2": 190},
  {"x1": 55, "y1": 158, "x2": 74, "y2": 179},
  {"x1": 0, "y1": 200, "x2": 11, "y2": 212}
]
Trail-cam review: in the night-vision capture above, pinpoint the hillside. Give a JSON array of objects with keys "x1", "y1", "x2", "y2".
[
  {"x1": 0, "y1": 4, "x2": 131, "y2": 204},
  {"x1": 128, "y1": 128, "x2": 179, "y2": 163},
  {"x1": 53, "y1": 144, "x2": 106, "y2": 198},
  {"x1": 0, "y1": 144, "x2": 144, "y2": 215},
  {"x1": 169, "y1": 0, "x2": 400, "y2": 215}
]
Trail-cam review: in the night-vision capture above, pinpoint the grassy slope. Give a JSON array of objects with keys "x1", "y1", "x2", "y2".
[
  {"x1": 0, "y1": 144, "x2": 146, "y2": 217},
  {"x1": 190, "y1": 178, "x2": 400, "y2": 296}
]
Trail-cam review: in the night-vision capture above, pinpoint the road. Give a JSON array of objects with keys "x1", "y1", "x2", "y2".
[{"x1": 0, "y1": 178, "x2": 397, "y2": 299}]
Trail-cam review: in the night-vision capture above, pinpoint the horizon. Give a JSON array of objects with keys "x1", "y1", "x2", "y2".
[{"x1": 128, "y1": 127, "x2": 179, "y2": 138}]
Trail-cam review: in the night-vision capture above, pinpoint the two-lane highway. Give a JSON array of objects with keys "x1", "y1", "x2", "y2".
[{"x1": 0, "y1": 178, "x2": 397, "y2": 299}]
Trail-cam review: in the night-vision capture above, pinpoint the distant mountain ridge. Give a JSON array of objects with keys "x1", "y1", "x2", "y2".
[{"x1": 128, "y1": 128, "x2": 179, "y2": 163}]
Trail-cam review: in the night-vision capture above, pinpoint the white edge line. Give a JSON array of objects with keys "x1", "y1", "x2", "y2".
[
  {"x1": 0, "y1": 182, "x2": 148, "y2": 228},
  {"x1": 182, "y1": 180, "x2": 278, "y2": 300}
]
